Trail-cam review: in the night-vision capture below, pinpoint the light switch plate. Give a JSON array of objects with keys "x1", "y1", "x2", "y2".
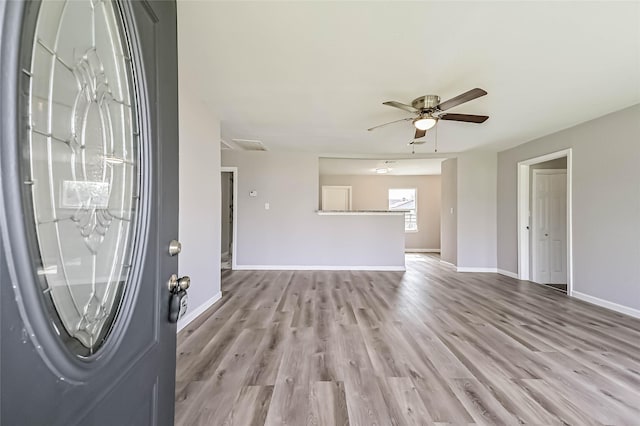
[{"x1": 265, "y1": 203, "x2": 270, "y2": 210}]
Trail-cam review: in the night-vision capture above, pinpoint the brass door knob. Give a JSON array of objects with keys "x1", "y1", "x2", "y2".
[
  {"x1": 178, "y1": 276, "x2": 190, "y2": 290},
  {"x1": 168, "y1": 274, "x2": 191, "y2": 292}
]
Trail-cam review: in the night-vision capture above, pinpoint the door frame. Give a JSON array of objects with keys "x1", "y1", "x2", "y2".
[
  {"x1": 221, "y1": 167, "x2": 238, "y2": 270},
  {"x1": 517, "y1": 148, "x2": 573, "y2": 295},
  {"x1": 531, "y1": 169, "x2": 567, "y2": 284}
]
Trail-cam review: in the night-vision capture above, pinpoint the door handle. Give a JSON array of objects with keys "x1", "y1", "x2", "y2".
[
  {"x1": 168, "y1": 274, "x2": 190, "y2": 323},
  {"x1": 168, "y1": 274, "x2": 190, "y2": 292},
  {"x1": 544, "y1": 233, "x2": 549, "y2": 237}
]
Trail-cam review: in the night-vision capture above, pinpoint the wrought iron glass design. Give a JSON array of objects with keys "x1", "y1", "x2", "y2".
[{"x1": 25, "y1": 0, "x2": 140, "y2": 355}]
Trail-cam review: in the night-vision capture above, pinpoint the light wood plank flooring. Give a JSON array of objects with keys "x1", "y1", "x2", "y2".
[{"x1": 175, "y1": 254, "x2": 640, "y2": 425}]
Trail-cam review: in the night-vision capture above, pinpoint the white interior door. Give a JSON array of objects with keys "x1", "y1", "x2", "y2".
[
  {"x1": 532, "y1": 170, "x2": 567, "y2": 284},
  {"x1": 322, "y1": 186, "x2": 352, "y2": 210}
]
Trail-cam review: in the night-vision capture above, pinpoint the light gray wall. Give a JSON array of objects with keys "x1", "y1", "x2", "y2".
[
  {"x1": 498, "y1": 104, "x2": 640, "y2": 311},
  {"x1": 530, "y1": 157, "x2": 567, "y2": 172},
  {"x1": 221, "y1": 172, "x2": 232, "y2": 254},
  {"x1": 440, "y1": 159, "x2": 457, "y2": 265},
  {"x1": 178, "y1": 0, "x2": 222, "y2": 329},
  {"x1": 177, "y1": 85, "x2": 221, "y2": 330},
  {"x1": 221, "y1": 151, "x2": 405, "y2": 268},
  {"x1": 457, "y1": 152, "x2": 498, "y2": 269},
  {"x1": 319, "y1": 174, "x2": 441, "y2": 251}
]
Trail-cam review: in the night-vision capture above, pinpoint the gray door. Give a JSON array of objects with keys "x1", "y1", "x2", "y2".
[{"x1": 0, "y1": 0, "x2": 180, "y2": 425}]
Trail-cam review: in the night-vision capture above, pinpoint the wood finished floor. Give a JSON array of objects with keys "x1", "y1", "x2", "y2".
[{"x1": 175, "y1": 254, "x2": 640, "y2": 425}]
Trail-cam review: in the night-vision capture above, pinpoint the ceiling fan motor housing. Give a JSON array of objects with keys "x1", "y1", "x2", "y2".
[
  {"x1": 368, "y1": 88, "x2": 488, "y2": 132},
  {"x1": 412, "y1": 95, "x2": 441, "y2": 111}
]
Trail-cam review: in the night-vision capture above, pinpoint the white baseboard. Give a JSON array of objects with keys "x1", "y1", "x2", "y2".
[
  {"x1": 440, "y1": 260, "x2": 456, "y2": 267},
  {"x1": 497, "y1": 269, "x2": 519, "y2": 279},
  {"x1": 177, "y1": 291, "x2": 222, "y2": 332},
  {"x1": 456, "y1": 267, "x2": 498, "y2": 273},
  {"x1": 405, "y1": 249, "x2": 441, "y2": 253},
  {"x1": 572, "y1": 291, "x2": 640, "y2": 319},
  {"x1": 234, "y1": 265, "x2": 406, "y2": 272},
  {"x1": 451, "y1": 266, "x2": 518, "y2": 278}
]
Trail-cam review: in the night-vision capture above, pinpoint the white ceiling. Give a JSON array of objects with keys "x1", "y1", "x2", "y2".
[
  {"x1": 178, "y1": 1, "x2": 640, "y2": 155},
  {"x1": 320, "y1": 158, "x2": 444, "y2": 176}
]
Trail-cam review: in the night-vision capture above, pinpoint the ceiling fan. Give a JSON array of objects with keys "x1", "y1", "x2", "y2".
[{"x1": 368, "y1": 88, "x2": 489, "y2": 139}]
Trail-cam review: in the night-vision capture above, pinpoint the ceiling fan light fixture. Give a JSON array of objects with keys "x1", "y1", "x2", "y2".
[{"x1": 414, "y1": 116, "x2": 438, "y2": 131}]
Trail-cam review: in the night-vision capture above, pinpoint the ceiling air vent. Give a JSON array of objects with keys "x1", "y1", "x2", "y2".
[
  {"x1": 220, "y1": 139, "x2": 235, "y2": 150},
  {"x1": 231, "y1": 139, "x2": 268, "y2": 151}
]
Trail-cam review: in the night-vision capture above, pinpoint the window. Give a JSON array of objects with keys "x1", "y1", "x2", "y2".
[{"x1": 388, "y1": 188, "x2": 417, "y2": 232}]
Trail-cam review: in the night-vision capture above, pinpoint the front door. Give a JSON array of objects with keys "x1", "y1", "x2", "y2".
[{"x1": 0, "y1": 1, "x2": 180, "y2": 425}]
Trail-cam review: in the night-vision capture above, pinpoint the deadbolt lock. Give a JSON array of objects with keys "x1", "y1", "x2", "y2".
[{"x1": 168, "y1": 240, "x2": 182, "y2": 256}]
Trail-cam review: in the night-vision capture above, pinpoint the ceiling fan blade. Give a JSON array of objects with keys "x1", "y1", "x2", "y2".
[
  {"x1": 367, "y1": 117, "x2": 413, "y2": 131},
  {"x1": 382, "y1": 101, "x2": 418, "y2": 113},
  {"x1": 439, "y1": 113, "x2": 489, "y2": 123},
  {"x1": 437, "y1": 88, "x2": 487, "y2": 111},
  {"x1": 414, "y1": 128, "x2": 426, "y2": 139}
]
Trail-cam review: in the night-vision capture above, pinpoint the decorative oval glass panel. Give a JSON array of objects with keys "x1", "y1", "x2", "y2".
[{"x1": 25, "y1": 0, "x2": 140, "y2": 356}]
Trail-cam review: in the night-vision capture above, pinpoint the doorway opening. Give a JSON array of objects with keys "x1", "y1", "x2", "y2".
[
  {"x1": 221, "y1": 167, "x2": 238, "y2": 270},
  {"x1": 517, "y1": 149, "x2": 573, "y2": 295}
]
